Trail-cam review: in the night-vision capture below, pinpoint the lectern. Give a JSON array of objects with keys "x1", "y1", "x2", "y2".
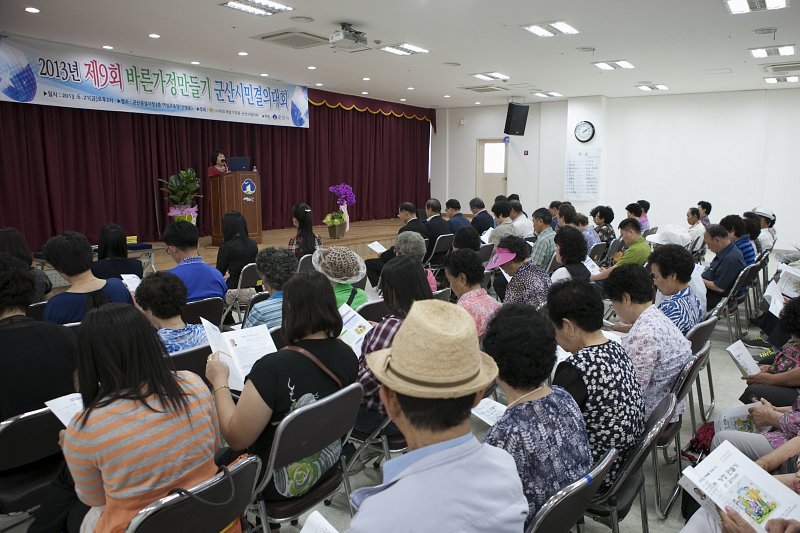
[{"x1": 209, "y1": 171, "x2": 263, "y2": 246}]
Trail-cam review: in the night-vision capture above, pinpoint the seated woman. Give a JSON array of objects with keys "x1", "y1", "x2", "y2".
[
  {"x1": 243, "y1": 247, "x2": 297, "y2": 329},
  {"x1": 0, "y1": 227, "x2": 52, "y2": 301},
  {"x1": 487, "y1": 235, "x2": 551, "y2": 308},
  {"x1": 551, "y1": 226, "x2": 590, "y2": 284},
  {"x1": 356, "y1": 256, "x2": 432, "y2": 436},
  {"x1": 53, "y1": 304, "x2": 221, "y2": 533},
  {"x1": 606, "y1": 264, "x2": 693, "y2": 418},
  {"x1": 452, "y1": 226, "x2": 482, "y2": 252},
  {"x1": 590, "y1": 205, "x2": 616, "y2": 244},
  {"x1": 134, "y1": 272, "x2": 207, "y2": 353},
  {"x1": 443, "y1": 249, "x2": 500, "y2": 338},
  {"x1": 90, "y1": 223, "x2": 144, "y2": 280},
  {"x1": 312, "y1": 246, "x2": 367, "y2": 309},
  {"x1": 216, "y1": 211, "x2": 258, "y2": 299},
  {"x1": 482, "y1": 304, "x2": 592, "y2": 526},
  {"x1": 287, "y1": 203, "x2": 322, "y2": 260},
  {"x1": 393, "y1": 231, "x2": 438, "y2": 292},
  {"x1": 577, "y1": 213, "x2": 601, "y2": 249},
  {"x1": 548, "y1": 279, "x2": 645, "y2": 491},
  {"x1": 741, "y1": 297, "x2": 800, "y2": 407},
  {"x1": 712, "y1": 396, "x2": 800, "y2": 463},
  {"x1": 206, "y1": 271, "x2": 358, "y2": 505},
  {"x1": 42, "y1": 232, "x2": 132, "y2": 324},
  {"x1": 647, "y1": 244, "x2": 703, "y2": 335}
]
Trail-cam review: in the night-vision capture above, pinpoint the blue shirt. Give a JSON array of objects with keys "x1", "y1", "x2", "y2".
[
  {"x1": 702, "y1": 242, "x2": 746, "y2": 309},
  {"x1": 168, "y1": 257, "x2": 227, "y2": 302},
  {"x1": 159, "y1": 323, "x2": 208, "y2": 354},
  {"x1": 734, "y1": 236, "x2": 756, "y2": 266},
  {"x1": 243, "y1": 292, "x2": 283, "y2": 329},
  {"x1": 657, "y1": 287, "x2": 703, "y2": 335},
  {"x1": 447, "y1": 213, "x2": 472, "y2": 234},
  {"x1": 44, "y1": 278, "x2": 133, "y2": 324},
  {"x1": 381, "y1": 433, "x2": 473, "y2": 486}
]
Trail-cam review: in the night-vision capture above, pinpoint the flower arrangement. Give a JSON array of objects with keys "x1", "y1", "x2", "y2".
[
  {"x1": 324, "y1": 183, "x2": 356, "y2": 238},
  {"x1": 160, "y1": 168, "x2": 202, "y2": 222},
  {"x1": 328, "y1": 183, "x2": 356, "y2": 206}
]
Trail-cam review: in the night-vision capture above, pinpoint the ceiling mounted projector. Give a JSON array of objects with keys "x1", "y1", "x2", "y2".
[{"x1": 330, "y1": 23, "x2": 368, "y2": 49}]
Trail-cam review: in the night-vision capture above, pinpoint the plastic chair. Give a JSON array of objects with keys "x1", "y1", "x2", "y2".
[
  {"x1": 545, "y1": 252, "x2": 559, "y2": 274},
  {"x1": 588, "y1": 242, "x2": 607, "y2": 263},
  {"x1": 356, "y1": 300, "x2": 390, "y2": 323},
  {"x1": 423, "y1": 233, "x2": 454, "y2": 272},
  {"x1": 241, "y1": 292, "x2": 271, "y2": 326},
  {"x1": 26, "y1": 302, "x2": 47, "y2": 321},
  {"x1": 125, "y1": 454, "x2": 261, "y2": 533},
  {"x1": 268, "y1": 326, "x2": 286, "y2": 351},
  {"x1": 297, "y1": 254, "x2": 314, "y2": 273},
  {"x1": 603, "y1": 238, "x2": 624, "y2": 266},
  {"x1": 477, "y1": 243, "x2": 495, "y2": 265},
  {"x1": 352, "y1": 274, "x2": 368, "y2": 290},
  {"x1": 223, "y1": 263, "x2": 260, "y2": 323},
  {"x1": 526, "y1": 449, "x2": 618, "y2": 533},
  {"x1": 685, "y1": 316, "x2": 719, "y2": 426},
  {"x1": 432, "y1": 288, "x2": 451, "y2": 302},
  {"x1": 346, "y1": 417, "x2": 408, "y2": 473},
  {"x1": 170, "y1": 344, "x2": 213, "y2": 387},
  {"x1": 182, "y1": 297, "x2": 224, "y2": 327}
]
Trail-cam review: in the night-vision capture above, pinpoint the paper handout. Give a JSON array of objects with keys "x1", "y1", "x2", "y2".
[
  {"x1": 582, "y1": 256, "x2": 601, "y2": 276},
  {"x1": 120, "y1": 274, "x2": 141, "y2": 292},
  {"x1": 471, "y1": 398, "x2": 508, "y2": 426},
  {"x1": 45, "y1": 393, "x2": 84, "y2": 427},
  {"x1": 367, "y1": 241, "x2": 387, "y2": 254},
  {"x1": 776, "y1": 264, "x2": 800, "y2": 299},
  {"x1": 714, "y1": 403, "x2": 768, "y2": 434},
  {"x1": 201, "y1": 319, "x2": 277, "y2": 390},
  {"x1": 339, "y1": 304, "x2": 374, "y2": 356},
  {"x1": 300, "y1": 511, "x2": 339, "y2": 533},
  {"x1": 726, "y1": 340, "x2": 762, "y2": 377}
]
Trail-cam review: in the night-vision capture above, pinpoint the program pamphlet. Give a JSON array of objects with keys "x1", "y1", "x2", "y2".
[
  {"x1": 727, "y1": 340, "x2": 762, "y2": 377},
  {"x1": 201, "y1": 319, "x2": 276, "y2": 391},
  {"x1": 339, "y1": 304, "x2": 373, "y2": 356}
]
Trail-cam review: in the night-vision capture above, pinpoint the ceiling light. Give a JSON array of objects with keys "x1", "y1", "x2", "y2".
[
  {"x1": 407, "y1": 87, "x2": 415, "y2": 90},
  {"x1": 238, "y1": 51, "x2": 248, "y2": 56},
  {"x1": 472, "y1": 74, "x2": 493, "y2": 81},
  {"x1": 593, "y1": 62, "x2": 614, "y2": 70},
  {"x1": 593, "y1": 60, "x2": 635, "y2": 70},
  {"x1": 616, "y1": 60, "x2": 635, "y2": 69},
  {"x1": 474, "y1": 101, "x2": 481, "y2": 105},
  {"x1": 487, "y1": 72, "x2": 510, "y2": 80},
  {"x1": 763, "y1": 75, "x2": 800, "y2": 84},
  {"x1": 251, "y1": 0, "x2": 292, "y2": 11},
  {"x1": 362, "y1": 91, "x2": 368, "y2": 95},
  {"x1": 550, "y1": 22, "x2": 580, "y2": 34},
  {"x1": 655, "y1": 84, "x2": 669, "y2": 90},
  {"x1": 260, "y1": 73, "x2": 269, "y2": 77},
  {"x1": 379, "y1": 43, "x2": 429, "y2": 56},
  {"x1": 315, "y1": 83, "x2": 323, "y2": 86},
  {"x1": 398, "y1": 43, "x2": 429, "y2": 54},
  {"x1": 190, "y1": 61, "x2": 200, "y2": 65},
  {"x1": 224, "y1": 1, "x2": 268, "y2": 15},
  {"x1": 24, "y1": 7, "x2": 40, "y2": 13},
  {"x1": 637, "y1": 86, "x2": 653, "y2": 91},
  {"x1": 750, "y1": 48, "x2": 769, "y2": 58},
  {"x1": 443, "y1": 95, "x2": 451, "y2": 98},
  {"x1": 788, "y1": 75, "x2": 800, "y2": 82},
  {"x1": 523, "y1": 21, "x2": 580, "y2": 37},
  {"x1": 223, "y1": 0, "x2": 292, "y2": 15},
  {"x1": 307, "y1": 65, "x2": 316, "y2": 70},
  {"x1": 749, "y1": 44, "x2": 796, "y2": 58},
  {"x1": 765, "y1": 0, "x2": 788, "y2": 8},
  {"x1": 725, "y1": 0, "x2": 788, "y2": 13},
  {"x1": 102, "y1": 45, "x2": 114, "y2": 50},
  {"x1": 472, "y1": 72, "x2": 511, "y2": 81},
  {"x1": 400, "y1": 98, "x2": 406, "y2": 102},
  {"x1": 524, "y1": 25, "x2": 555, "y2": 37},
  {"x1": 362, "y1": 77, "x2": 370, "y2": 81},
  {"x1": 637, "y1": 84, "x2": 670, "y2": 91},
  {"x1": 726, "y1": 0, "x2": 750, "y2": 13},
  {"x1": 380, "y1": 46, "x2": 411, "y2": 56},
  {"x1": 148, "y1": 33, "x2": 160, "y2": 39},
  {"x1": 779, "y1": 45, "x2": 796, "y2": 55},
  {"x1": 533, "y1": 93, "x2": 549, "y2": 98},
  {"x1": 547, "y1": 91, "x2": 563, "y2": 97},
  {"x1": 765, "y1": 77, "x2": 778, "y2": 83}
]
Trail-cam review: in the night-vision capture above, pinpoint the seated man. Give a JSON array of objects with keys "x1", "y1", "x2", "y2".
[
  {"x1": 445, "y1": 199, "x2": 471, "y2": 234},
  {"x1": 686, "y1": 207, "x2": 706, "y2": 251},
  {"x1": 243, "y1": 247, "x2": 297, "y2": 329},
  {"x1": 163, "y1": 221, "x2": 227, "y2": 302},
  {"x1": 701, "y1": 224, "x2": 746, "y2": 311},
  {"x1": 349, "y1": 300, "x2": 528, "y2": 532},
  {"x1": 548, "y1": 201, "x2": 562, "y2": 230},
  {"x1": 530, "y1": 208, "x2": 556, "y2": 269},
  {"x1": 452, "y1": 226, "x2": 481, "y2": 252},
  {"x1": 469, "y1": 197, "x2": 495, "y2": 235},
  {"x1": 366, "y1": 202, "x2": 429, "y2": 286},
  {"x1": 719, "y1": 214, "x2": 756, "y2": 265},
  {"x1": 591, "y1": 218, "x2": 650, "y2": 282},
  {"x1": 424, "y1": 198, "x2": 451, "y2": 261},
  {"x1": 509, "y1": 200, "x2": 534, "y2": 239}
]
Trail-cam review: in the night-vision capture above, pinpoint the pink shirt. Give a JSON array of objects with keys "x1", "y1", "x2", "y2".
[
  {"x1": 426, "y1": 269, "x2": 438, "y2": 292},
  {"x1": 457, "y1": 288, "x2": 501, "y2": 338}
]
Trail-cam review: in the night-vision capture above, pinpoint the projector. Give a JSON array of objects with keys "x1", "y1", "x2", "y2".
[{"x1": 329, "y1": 24, "x2": 367, "y2": 49}]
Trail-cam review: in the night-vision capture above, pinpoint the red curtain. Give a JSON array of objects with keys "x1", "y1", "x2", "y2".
[{"x1": 0, "y1": 97, "x2": 432, "y2": 250}]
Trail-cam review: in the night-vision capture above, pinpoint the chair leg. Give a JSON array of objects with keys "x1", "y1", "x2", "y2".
[
  {"x1": 340, "y1": 455, "x2": 355, "y2": 518},
  {"x1": 610, "y1": 503, "x2": 620, "y2": 533},
  {"x1": 639, "y1": 482, "x2": 650, "y2": 533},
  {"x1": 687, "y1": 389, "x2": 698, "y2": 432},
  {"x1": 257, "y1": 499, "x2": 270, "y2": 533},
  {"x1": 576, "y1": 517, "x2": 585, "y2": 533},
  {"x1": 651, "y1": 447, "x2": 666, "y2": 520},
  {"x1": 703, "y1": 360, "x2": 716, "y2": 420},
  {"x1": 380, "y1": 434, "x2": 391, "y2": 464}
]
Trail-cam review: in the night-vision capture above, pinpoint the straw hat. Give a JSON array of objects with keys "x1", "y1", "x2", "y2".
[
  {"x1": 366, "y1": 300, "x2": 498, "y2": 399},
  {"x1": 312, "y1": 246, "x2": 366, "y2": 285}
]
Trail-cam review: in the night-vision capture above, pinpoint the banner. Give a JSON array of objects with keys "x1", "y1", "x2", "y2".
[{"x1": 0, "y1": 36, "x2": 309, "y2": 128}]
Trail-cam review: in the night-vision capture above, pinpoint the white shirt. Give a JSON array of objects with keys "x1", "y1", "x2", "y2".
[
  {"x1": 512, "y1": 214, "x2": 535, "y2": 239},
  {"x1": 758, "y1": 228, "x2": 776, "y2": 251},
  {"x1": 687, "y1": 222, "x2": 705, "y2": 250}
]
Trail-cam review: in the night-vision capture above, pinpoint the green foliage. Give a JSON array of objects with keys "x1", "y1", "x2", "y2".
[
  {"x1": 159, "y1": 168, "x2": 202, "y2": 206},
  {"x1": 323, "y1": 210, "x2": 346, "y2": 226}
]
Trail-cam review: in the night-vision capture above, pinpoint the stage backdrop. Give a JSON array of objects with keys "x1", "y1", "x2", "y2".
[{"x1": 0, "y1": 90, "x2": 433, "y2": 249}]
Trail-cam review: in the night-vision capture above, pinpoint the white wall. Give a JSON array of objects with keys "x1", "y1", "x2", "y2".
[{"x1": 430, "y1": 88, "x2": 800, "y2": 246}]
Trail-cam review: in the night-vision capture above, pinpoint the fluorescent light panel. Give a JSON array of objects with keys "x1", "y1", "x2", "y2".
[
  {"x1": 725, "y1": 0, "x2": 788, "y2": 14},
  {"x1": 637, "y1": 84, "x2": 669, "y2": 91},
  {"x1": 764, "y1": 76, "x2": 798, "y2": 83},
  {"x1": 749, "y1": 45, "x2": 796, "y2": 58},
  {"x1": 534, "y1": 91, "x2": 562, "y2": 98},
  {"x1": 593, "y1": 60, "x2": 635, "y2": 70},
  {"x1": 523, "y1": 21, "x2": 580, "y2": 37},
  {"x1": 471, "y1": 72, "x2": 511, "y2": 81},
  {"x1": 222, "y1": 0, "x2": 293, "y2": 16},
  {"x1": 379, "y1": 43, "x2": 429, "y2": 56}
]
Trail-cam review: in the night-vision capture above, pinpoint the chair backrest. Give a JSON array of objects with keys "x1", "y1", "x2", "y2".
[
  {"x1": 269, "y1": 326, "x2": 286, "y2": 350},
  {"x1": 545, "y1": 252, "x2": 558, "y2": 273},
  {"x1": 477, "y1": 243, "x2": 495, "y2": 265},
  {"x1": 241, "y1": 292, "x2": 271, "y2": 325},
  {"x1": 352, "y1": 274, "x2": 368, "y2": 291},
  {"x1": 424, "y1": 234, "x2": 454, "y2": 265},
  {"x1": 255, "y1": 383, "x2": 363, "y2": 496},
  {"x1": 588, "y1": 242, "x2": 607, "y2": 263},
  {"x1": 236, "y1": 263, "x2": 260, "y2": 290},
  {"x1": 63, "y1": 322, "x2": 81, "y2": 331},
  {"x1": 480, "y1": 270, "x2": 492, "y2": 289},
  {"x1": 604, "y1": 238, "x2": 623, "y2": 263},
  {"x1": 526, "y1": 448, "x2": 618, "y2": 533},
  {"x1": 356, "y1": 299, "x2": 390, "y2": 322},
  {"x1": 673, "y1": 343, "x2": 711, "y2": 403},
  {"x1": 432, "y1": 288, "x2": 451, "y2": 301},
  {"x1": 297, "y1": 254, "x2": 314, "y2": 273},
  {"x1": 688, "y1": 235, "x2": 702, "y2": 252},
  {"x1": 26, "y1": 301, "x2": 47, "y2": 321},
  {"x1": 643, "y1": 226, "x2": 658, "y2": 238},
  {"x1": 685, "y1": 316, "x2": 718, "y2": 354},
  {"x1": 170, "y1": 344, "x2": 213, "y2": 385},
  {"x1": 182, "y1": 297, "x2": 224, "y2": 326},
  {"x1": 0, "y1": 407, "x2": 63, "y2": 472},
  {"x1": 125, "y1": 455, "x2": 261, "y2": 533},
  {"x1": 729, "y1": 264, "x2": 755, "y2": 302}
]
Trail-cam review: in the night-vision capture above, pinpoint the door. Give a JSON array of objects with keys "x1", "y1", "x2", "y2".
[{"x1": 476, "y1": 139, "x2": 507, "y2": 201}]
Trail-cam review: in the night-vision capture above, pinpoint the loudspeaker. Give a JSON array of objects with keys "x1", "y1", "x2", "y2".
[{"x1": 503, "y1": 103, "x2": 529, "y2": 136}]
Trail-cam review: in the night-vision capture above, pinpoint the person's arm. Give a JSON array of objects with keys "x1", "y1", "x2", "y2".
[
  {"x1": 591, "y1": 264, "x2": 615, "y2": 281},
  {"x1": 62, "y1": 429, "x2": 106, "y2": 507},
  {"x1": 704, "y1": 278, "x2": 725, "y2": 292},
  {"x1": 756, "y1": 435, "x2": 800, "y2": 472},
  {"x1": 745, "y1": 367, "x2": 800, "y2": 387},
  {"x1": 552, "y1": 363, "x2": 588, "y2": 407},
  {"x1": 216, "y1": 245, "x2": 230, "y2": 276}
]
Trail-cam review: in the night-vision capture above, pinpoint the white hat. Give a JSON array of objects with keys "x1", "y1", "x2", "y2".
[
  {"x1": 752, "y1": 207, "x2": 776, "y2": 220},
  {"x1": 645, "y1": 224, "x2": 691, "y2": 247}
]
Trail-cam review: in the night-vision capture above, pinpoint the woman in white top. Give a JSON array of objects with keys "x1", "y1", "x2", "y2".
[{"x1": 551, "y1": 226, "x2": 591, "y2": 284}]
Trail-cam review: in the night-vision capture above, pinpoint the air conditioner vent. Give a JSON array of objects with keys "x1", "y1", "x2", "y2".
[
  {"x1": 254, "y1": 29, "x2": 329, "y2": 49},
  {"x1": 459, "y1": 85, "x2": 510, "y2": 93},
  {"x1": 765, "y1": 62, "x2": 800, "y2": 74}
]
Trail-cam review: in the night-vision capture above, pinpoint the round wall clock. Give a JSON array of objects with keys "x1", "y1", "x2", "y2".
[{"x1": 575, "y1": 121, "x2": 595, "y2": 143}]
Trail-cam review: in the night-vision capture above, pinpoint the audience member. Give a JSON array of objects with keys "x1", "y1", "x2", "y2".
[
  {"x1": 366, "y1": 202, "x2": 428, "y2": 285},
  {"x1": 134, "y1": 272, "x2": 207, "y2": 353},
  {"x1": 243, "y1": 247, "x2": 297, "y2": 329},
  {"x1": 509, "y1": 200, "x2": 534, "y2": 238},
  {"x1": 482, "y1": 305, "x2": 592, "y2": 526},
  {"x1": 216, "y1": 211, "x2": 258, "y2": 297},
  {"x1": 752, "y1": 206, "x2": 777, "y2": 251},
  {"x1": 719, "y1": 214, "x2": 756, "y2": 265},
  {"x1": 207, "y1": 272, "x2": 358, "y2": 504},
  {"x1": 529, "y1": 208, "x2": 556, "y2": 269},
  {"x1": 551, "y1": 226, "x2": 590, "y2": 284},
  {"x1": 0, "y1": 227, "x2": 52, "y2": 301},
  {"x1": 647, "y1": 244, "x2": 704, "y2": 334},
  {"x1": 701, "y1": 224, "x2": 746, "y2": 310},
  {"x1": 557, "y1": 203, "x2": 578, "y2": 229},
  {"x1": 452, "y1": 226, "x2": 482, "y2": 252},
  {"x1": 0, "y1": 253, "x2": 75, "y2": 422},
  {"x1": 207, "y1": 149, "x2": 228, "y2": 177},
  {"x1": 489, "y1": 200, "x2": 516, "y2": 246},
  {"x1": 424, "y1": 198, "x2": 450, "y2": 260},
  {"x1": 548, "y1": 200, "x2": 562, "y2": 230},
  {"x1": 90, "y1": 223, "x2": 144, "y2": 280},
  {"x1": 469, "y1": 197, "x2": 495, "y2": 234},
  {"x1": 591, "y1": 218, "x2": 650, "y2": 281},
  {"x1": 163, "y1": 221, "x2": 227, "y2": 302},
  {"x1": 548, "y1": 280, "x2": 645, "y2": 491},
  {"x1": 287, "y1": 202, "x2": 322, "y2": 260},
  {"x1": 606, "y1": 265, "x2": 693, "y2": 418},
  {"x1": 487, "y1": 236, "x2": 551, "y2": 308},
  {"x1": 348, "y1": 300, "x2": 528, "y2": 532},
  {"x1": 646, "y1": 224, "x2": 707, "y2": 311},
  {"x1": 42, "y1": 231, "x2": 132, "y2": 324},
  {"x1": 313, "y1": 246, "x2": 367, "y2": 309},
  {"x1": 742, "y1": 212, "x2": 764, "y2": 254},
  {"x1": 577, "y1": 213, "x2": 601, "y2": 248},
  {"x1": 712, "y1": 395, "x2": 800, "y2": 462},
  {"x1": 625, "y1": 202, "x2": 649, "y2": 232},
  {"x1": 507, "y1": 193, "x2": 526, "y2": 215},
  {"x1": 445, "y1": 199, "x2": 471, "y2": 233},
  {"x1": 590, "y1": 205, "x2": 616, "y2": 244},
  {"x1": 697, "y1": 200, "x2": 712, "y2": 228},
  {"x1": 444, "y1": 249, "x2": 500, "y2": 337},
  {"x1": 356, "y1": 256, "x2": 432, "y2": 436},
  {"x1": 393, "y1": 231, "x2": 438, "y2": 292},
  {"x1": 686, "y1": 207, "x2": 706, "y2": 250},
  {"x1": 638, "y1": 200, "x2": 651, "y2": 230}
]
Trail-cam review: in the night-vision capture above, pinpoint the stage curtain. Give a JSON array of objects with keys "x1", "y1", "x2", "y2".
[{"x1": 0, "y1": 99, "x2": 432, "y2": 249}]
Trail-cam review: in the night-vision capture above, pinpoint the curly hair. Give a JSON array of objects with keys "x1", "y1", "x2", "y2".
[
  {"x1": 590, "y1": 205, "x2": 614, "y2": 225},
  {"x1": 443, "y1": 249, "x2": 485, "y2": 286},
  {"x1": 554, "y1": 226, "x2": 587, "y2": 265},
  {"x1": 483, "y1": 304, "x2": 557, "y2": 389},
  {"x1": 42, "y1": 231, "x2": 93, "y2": 276},
  {"x1": 546, "y1": 279, "x2": 603, "y2": 332},
  {"x1": 255, "y1": 247, "x2": 297, "y2": 291},
  {"x1": 453, "y1": 226, "x2": 481, "y2": 252},
  {"x1": 395, "y1": 231, "x2": 427, "y2": 263},
  {"x1": 134, "y1": 272, "x2": 188, "y2": 319},
  {"x1": 780, "y1": 297, "x2": 800, "y2": 337},
  {"x1": 625, "y1": 202, "x2": 643, "y2": 218},
  {"x1": 648, "y1": 244, "x2": 694, "y2": 283},
  {"x1": 604, "y1": 264, "x2": 654, "y2": 304},
  {"x1": 0, "y1": 253, "x2": 35, "y2": 315},
  {"x1": 497, "y1": 235, "x2": 531, "y2": 262},
  {"x1": 719, "y1": 214, "x2": 746, "y2": 239}
]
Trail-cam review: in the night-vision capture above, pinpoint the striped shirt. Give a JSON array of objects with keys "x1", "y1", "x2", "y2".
[
  {"x1": 159, "y1": 323, "x2": 208, "y2": 354},
  {"x1": 657, "y1": 287, "x2": 703, "y2": 335},
  {"x1": 244, "y1": 292, "x2": 283, "y2": 329},
  {"x1": 734, "y1": 236, "x2": 756, "y2": 266},
  {"x1": 63, "y1": 371, "x2": 220, "y2": 533}
]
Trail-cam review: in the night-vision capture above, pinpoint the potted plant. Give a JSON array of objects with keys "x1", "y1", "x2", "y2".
[
  {"x1": 160, "y1": 168, "x2": 201, "y2": 224},
  {"x1": 323, "y1": 183, "x2": 356, "y2": 239},
  {"x1": 323, "y1": 210, "x2": 347, "y2": 239}
]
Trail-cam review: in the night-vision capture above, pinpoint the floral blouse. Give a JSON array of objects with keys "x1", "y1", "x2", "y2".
[
  {"x1": 594, "y1": 224, "x2": 616, "y2": 244},
  {"x1": 504, "y1": 262, "x2": 552, "y2": 309},
  {"x1": 457, "y1": 288, "x2": 501, "y2": 338},
  {"x1": 771, "y1": 340, "x2": 800, "y2": 375}
]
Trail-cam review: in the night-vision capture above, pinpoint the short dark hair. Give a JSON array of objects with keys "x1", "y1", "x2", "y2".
[
  {"x1": 42, "y1": 231, "x2": 93, "y2": 276},
  {"x1": 706, "y1": 224, "x2": 729, "y2": 240},
  {"x1": 605, "y1": 264, "x2": 654, "y2": 304},
  {"x1": 576, "y1": 213, "x2": 589, "y2": 227},
  {"x1": 380, "y1": 256, "x2": 433, "y2": 316},
  {"x1": 625, "y1": 203, "x2": 643, "y2": 217},
  {"x1": 469, "y1": 197, "x2": 485, "y2": 210},
  {"x1": 399, "y1": 202, "x2": 417, "y2": 214},
  {"x1": 210, "y1": 149, "x2": 225, "y2": 166},
  {"x1": 689, "y1": 207, "x2": 701, "y2": 219},
  {"x1": 443, "y1": 249, "x2": 485, "y2": 285},
  {"x1": 453, "y1": 226, "x2": 481, "y2": 251},
  {"x1": 698, "y1": 201, "x2": 712, "y2": 215},
  {"x1": 591, "y1": 206, "x2": 614, "y2": 225},
  {"x1": 494, "y1": 195, "x2": 508, "y2": 203},
  {"x1": 547, "y1": 279, "x2": 603, "y2": 332},
  {"x1": 648, "y1": 244, "x2": 694, "y2": 284},
  {"x1": 719, "y1": 214, "x2": 746, "y2": 238},
  {"x1": 554, "y1": 226, "x2": 587, "y2": 265},
  {"x1": 549, "y1": 200, "x2": 562, "y2": 210},
  {"x1": 0, "y1": 253, "x2": 35, "y2": 314},
  {"x1": 743, "y1": 217, "x2": 761, "y2": 241},
  {"x1": 135, "y1": 272, "x2": 188, "y2": 319},
  {"x1": 532, "y1": 208, "x2": 552, "y2": 225},
  {"x1": 255, "y1": 247, "x2": 297, "y2": 291},
  {"x1": 445, "y1": 199, "x2": 461, "y2": 210},
  {"x1": 483, "y1": 304, "x2": 556, "y2": 389},
  {"x1": 0, "y1": 228, "x2": 33, "y2": 266},
  {"x1": 282, "y1": 271, "x2": 343, "y2": 343},
  {"x1": 491, "y1": 200, "x2": 511, "y2": 218},
  {"x1": 780, "y1": 297, "x2": 800, "y2": 337},
  {"x1": 97, "y1": 223, "x2": 128, "y2": 260},
  {"x1": 163, "y1": 221, "x2": 199, "y2": 250},
  {"x1": 498, "y1": 235, "x2": 531, "y2": 262},
  {"x1": 618, "y1": 218, "x2": 642, "y2": 233},
  {"x1": 425, "y1": 198, "x2": 442, "y2": 213},
  {"x1": 637, "y1": 200, "x2": 650, "y2": 213},
  {"x1": 558, "y1": 204, "x2": 578, "y2": 225},
  {"x1": 509, "y1": 200, "x2": 524, "y2": 214},
  {"x1": 394, "y1": 391, "x2": 476, "y2": 431},
  {"x1": 507, "y1": 194, "x2": 520, "y2": 202}
]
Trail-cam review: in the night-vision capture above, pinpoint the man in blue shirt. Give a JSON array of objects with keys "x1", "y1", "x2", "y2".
[
  {"x1": 701, "y1": 224, "x2": 746, "y2": 311},
  {"x1": 163, "y1": 221, "x2": 227, "y2": 302},
  {"x1": 445, "y1": 198, "x2": 471, "y2": 234}
]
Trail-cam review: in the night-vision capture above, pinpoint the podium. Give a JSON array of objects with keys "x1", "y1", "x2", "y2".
[{"x1": 209, "y1": 171, "x2": 263, "y2": 246}]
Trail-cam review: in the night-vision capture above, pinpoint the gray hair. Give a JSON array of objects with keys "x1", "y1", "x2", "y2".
[
  {"x1": 394, "y1": 232, "x2": 426, "y2": 263},
  {"x1": 255, "y1": 247, "x2": 297, "y2": 290}
]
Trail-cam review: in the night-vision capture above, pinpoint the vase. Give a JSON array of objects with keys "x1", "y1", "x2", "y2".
[
  {"x1": 172, "y1": 215, "x2": 197, "y2": 225},
  {"x1": 328, "y1": 223, "x2": 345, "y2": 239}
]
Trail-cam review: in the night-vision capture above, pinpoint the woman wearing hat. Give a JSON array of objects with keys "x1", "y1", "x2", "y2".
[
  {"x1": 487, "y1": 235, "x2": 551, "y2": 308},
  {"x1": 752, "y1": 206, "x2": 777, "y2": 251},
  {"x1": 312, "y1": 246, "x2": 368, "y2": 309}
]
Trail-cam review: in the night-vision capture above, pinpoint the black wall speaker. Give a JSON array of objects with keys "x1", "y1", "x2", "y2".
[{"x1": 503, "y1": 103, "x2": 529, "y2": 136}]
